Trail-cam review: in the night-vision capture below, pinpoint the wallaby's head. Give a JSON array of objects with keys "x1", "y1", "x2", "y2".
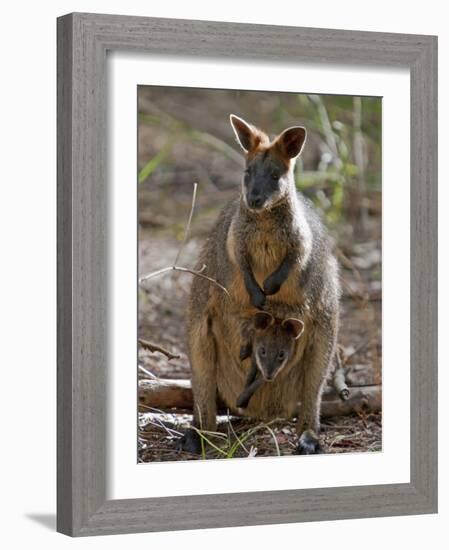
[
  {"x1": 251, "y1": 312, "x2": 304, "y2": 381},
  {"x1": 230, "y1": 115, "x2": 306, "y2": 211}
]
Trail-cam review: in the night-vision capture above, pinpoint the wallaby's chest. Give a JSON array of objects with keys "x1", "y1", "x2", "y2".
[
  {"x1": 236, "y1": 215, "x2": 289, "y2": 269},
  {"x1": 226, "y1": 216, "x2": 304, "y2": 308},
  {"x1": 247, "y1": 229, "x2": 287, "y2": 272}
]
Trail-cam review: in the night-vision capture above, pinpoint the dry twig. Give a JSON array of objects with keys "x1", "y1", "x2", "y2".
[
  {"x1": 139, "y1": 182, "x2": 230, "y2": 297},
  {"x1": 138, "y1": 364, "x2": 158, "y2": 379},
  {"x1": 138, "y1": 339, "x2": 181, "y2": 361}
]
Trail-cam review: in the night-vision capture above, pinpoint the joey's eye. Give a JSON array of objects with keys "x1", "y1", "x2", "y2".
[
  {"x1": 260, "y1": 347, "x2": 266, "y2": 357},
  {"x1": 271, "y1": 171, "x2": 280, "y2": 180},
  {"x1": 278, "y1": 350, "x2": 285, "y2": 361}
]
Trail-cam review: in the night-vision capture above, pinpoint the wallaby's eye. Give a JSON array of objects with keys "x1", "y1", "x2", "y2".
[
  {"x1": 271, "y1": 171, "x2": 280, "y2": 181},
  {"x1": 278, "y1": 350, "x2": 285, "y2": 361},
  {"x1": 260, "y1": 347, "x2": 266, "y2": 357}
]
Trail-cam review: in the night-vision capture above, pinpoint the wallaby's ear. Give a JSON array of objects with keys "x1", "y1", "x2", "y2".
[
  {"x1": 253, "y1": 312, "x2": 274, "y2": 331},
  {"x1": 230, "y1": 114, "x2": 257, "y2": 152},
  {"x1": 282, "y1": 318, "x2": 305, "y2": 340},
  {"x1": 276, "y1": 126, "x2": 307, "y2": 159}
]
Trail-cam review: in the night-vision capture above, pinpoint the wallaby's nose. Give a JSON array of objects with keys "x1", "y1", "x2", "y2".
[{"x1": 248, "y1": 194, "x2": 264, "y2": 209}]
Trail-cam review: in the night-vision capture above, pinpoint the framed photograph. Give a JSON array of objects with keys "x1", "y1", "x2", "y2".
[{"x1": 57, "y1": 13, "x2": 437, "y2": 536}]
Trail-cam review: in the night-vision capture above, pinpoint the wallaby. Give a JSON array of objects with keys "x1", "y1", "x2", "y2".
[
  {"x1": 181, "y1": 115, "x2": 340, "y2": 456},
  {"x1": 236, "y1": 311, "x2": 305, "y2": 409}
]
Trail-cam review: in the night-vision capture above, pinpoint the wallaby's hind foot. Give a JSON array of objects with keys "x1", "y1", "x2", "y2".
[
  {"x1": 178, "y1": 428, "x2": 202, "y2": 455},
  {"x1": 295, "y1": 430, "x2": 324, "y2": 455}
]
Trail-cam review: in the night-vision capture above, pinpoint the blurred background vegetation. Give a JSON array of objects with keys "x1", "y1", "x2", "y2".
[
  {"x1": 138, "y1": 87, "x2": 381, "y2": 241},
  {"x1": 138, "y1": 87, "x2": 382, "y2": 461}
]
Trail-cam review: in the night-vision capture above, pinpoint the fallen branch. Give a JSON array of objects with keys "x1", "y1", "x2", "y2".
[
  {"x1": 139, "y1": 378, "x2": 195, "y2": 410},
  {"x1": 321, "y1": 386, "x2": 380, "y2": 417},
  {"x1": 138, "y1": 377, "x2": 381, "y2": 418},
  {"x1": 139, "y1": 182, "x2": 229, "y2": 297}
]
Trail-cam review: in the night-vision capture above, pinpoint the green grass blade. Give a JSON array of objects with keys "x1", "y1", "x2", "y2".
[
  {"x1": 191, "y1": 427, "x2": 228, "y2": 457},
  {"x1": 138, "y1": 139, "x2": 176, "y2": 184}
]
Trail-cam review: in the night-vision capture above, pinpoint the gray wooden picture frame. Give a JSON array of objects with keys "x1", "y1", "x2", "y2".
[{"x1": 57, "y1": 12, "x2": 438, "y2": 537}]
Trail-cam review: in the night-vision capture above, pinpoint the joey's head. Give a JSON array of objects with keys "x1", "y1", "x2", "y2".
[
  {"x1": 230, "y1": 114, "x2": 306, "y2": 212},
  {"x1": 251, "y1": 312, "x2": 304, "y2": 382}
]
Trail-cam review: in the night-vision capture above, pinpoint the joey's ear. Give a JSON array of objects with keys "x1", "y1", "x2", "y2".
[
  {"x1": 282, "y1": 318, "x2": 305, "y2": 340},
  {"x1": 276, "y1": 126, "x2": 307, "y2": 159},
  {"x1": 253, "y1": 312, "x2": 274, "y2": 331},
  {"x1": 230, "y1": 114, "x2": 257, "y2": 152}
]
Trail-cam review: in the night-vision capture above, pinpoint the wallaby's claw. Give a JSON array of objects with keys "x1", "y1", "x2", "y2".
[
  {"x1": 263, "y1": 276, "x2": 281, "y2": 296},
  {"x1": 250, "y1": 288, "x2": 266, "y2": 309},
  {"x1": 295, "y1": 430, "x2": 324, "y2": 455},
  {"x1": 178, "y1": 428, "x2": 202, "y2": 455}
]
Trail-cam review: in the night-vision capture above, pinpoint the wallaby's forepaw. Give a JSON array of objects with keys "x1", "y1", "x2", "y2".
[
  {"x1": 178, "y1": 428, "x2": 202, "y2": 455},
  {"x1": 295, "y1": 430, "x2": 324, "y2": 455},
  {"x1": 262, "y1": 275, "x2": 281, "y2": 296},
  {"x1": 250, "y1": 287, "x2": 266, "y2": 309}
]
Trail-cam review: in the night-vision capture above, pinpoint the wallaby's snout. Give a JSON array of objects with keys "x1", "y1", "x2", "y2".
[
  {"x1": 244, "y1": 162, "x2": 280, "y2": 210},
  {"x1": 243, "y1": 151, "x2": 285, "y2": 211},
  {"x1": 247, "y1": 189, "x2": 265, "y2": 210}
]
